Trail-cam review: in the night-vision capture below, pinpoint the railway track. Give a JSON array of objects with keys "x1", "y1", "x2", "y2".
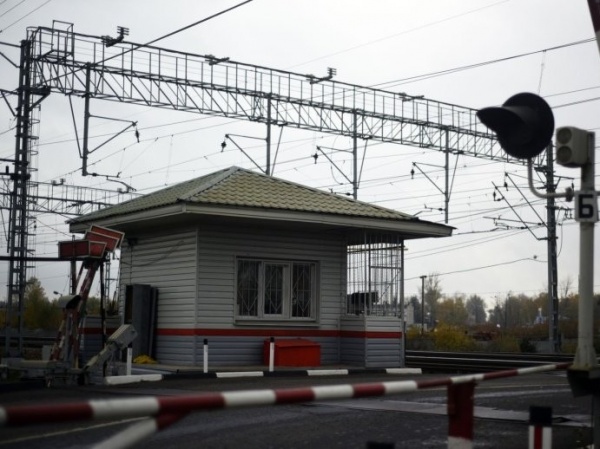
[
  {"x1": 2, "y1": 337, "x2": 577, "y2": 374},
  {"x1": 405, "y1": 350, "x2": 574, "y2": 373}
]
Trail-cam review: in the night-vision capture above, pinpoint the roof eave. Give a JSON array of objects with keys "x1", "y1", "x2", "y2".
[
  {"x1": 69, "y1": 203, "x2": 453, "y2": 238},
  {"x1": 68, "y1": 204, "x2": 186, "y2": 233}
]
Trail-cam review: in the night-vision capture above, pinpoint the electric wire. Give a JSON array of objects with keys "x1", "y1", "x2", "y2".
[
  {"x1": 0, "y1": 0, "x2": 52, "y2": 33},
  {"x1": 287, "y1": 0, "x2": 510, "y2": 70},
  {"x1": 0, "y1": 2, "x2": 593, "y2": 301},
  {"x1": 0, "y1": 0, "x2": 25, "y2": 20},
  {"x1": 372, "y1": 37, "x2": 596, "y2": 89}
]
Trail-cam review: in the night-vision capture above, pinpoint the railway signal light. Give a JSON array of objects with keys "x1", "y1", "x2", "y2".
[
  {"x1": 477, "y1": 92, "x2": 554, "y2": 159},
  {"x1": 555, "y1": 126, "x2": 590, "y2": 167}
]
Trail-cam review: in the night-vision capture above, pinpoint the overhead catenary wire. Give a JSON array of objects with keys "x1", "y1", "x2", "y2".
[
  {"x1": 0, "y1": 0, "x2": 25, "y2": 20},
  {"x1": 0, "y1": 0, "x2": 52, "y2": 33},
  {"x1": 0, "y1": 1, "x2": 592, "y2": 305},
  {"x1": 286, "y1": 0, "x2": 511, "y2": 70},
  {"x1": 372, "y1": 37, "x2": 596, "y2": 89}
]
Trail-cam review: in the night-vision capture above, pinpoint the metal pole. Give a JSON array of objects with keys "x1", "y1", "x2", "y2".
[
  {"x1": 400, "y1": 242, "x2": 405, "y2": 365},
  {"x1": 82, "y1": 63, "x2": 91, "y2": 176},
  {"x1": 445, "y1": 130, "x2": 449, "y2": 224},
  {"x1": 545, "y1": 144, "x2": 560, "y2": 353},
  {"x1": 5, "y1": 40, "x2": 32, "y2": 357},
  {"x1": 352, "y1": 111, "x2": 358, "y2": 200},
  {"x1": 420, "y1": 275, "x2": 426, "y2": 335},
  {"x1": 266, "y1": 95, "x2": 271, "y2": 176},
  {"x1": 400, "y1": 243, "x2": 405, "y2": 320},
  {"x1": 572, "y1": 132, "x2": 597, "y2": 368}
]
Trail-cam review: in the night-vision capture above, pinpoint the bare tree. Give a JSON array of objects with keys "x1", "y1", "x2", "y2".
[
  {"x1": 424, "y1": 273, "x2": 443, "y2": 324},
  {"x1": 466, "y1": 294, "x2": 487, "y2": 324}
]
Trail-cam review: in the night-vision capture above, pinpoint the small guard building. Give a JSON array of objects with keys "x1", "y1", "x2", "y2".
[{"x1": 70, "y1": 166, "x2": 453, "y2": 368}]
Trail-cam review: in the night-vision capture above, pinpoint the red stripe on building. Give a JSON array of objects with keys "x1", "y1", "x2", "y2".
[{"x1": 155, "y1": 328, "x2": 401, "y2": 339}]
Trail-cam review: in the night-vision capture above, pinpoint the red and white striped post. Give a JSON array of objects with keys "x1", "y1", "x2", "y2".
[
  {"x1": 268, "y1": 337, "x2": 275, "y2": 372},
  {"x1": 447, "y1": 381, "x2": 475, "y2": 449},
  {"x1": 528, "y1": 406, "x2": 552, "y2": 449},
  {"x1": 126, "y1": 345, "x2": 132, "y2": 376},
  {"x1": 203, "y1": 338, "x2": 208, "y2": 374}
]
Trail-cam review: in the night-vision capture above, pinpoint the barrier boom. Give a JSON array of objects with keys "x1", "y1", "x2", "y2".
[{"x1": 0, "y1": 363, "x2": 569, "y2": 428}]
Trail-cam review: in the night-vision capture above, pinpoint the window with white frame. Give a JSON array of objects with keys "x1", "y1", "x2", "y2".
[{"x1": 236, "y1": 258, "x2": 317, "y2": 320}]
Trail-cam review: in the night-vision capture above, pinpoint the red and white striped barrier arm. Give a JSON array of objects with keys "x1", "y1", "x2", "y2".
[
  {"x1": 93, "y1": 413, "x2": 187, "y2": 449},
  {"x1": 0, "y1": 363, "x2": 569, "y2": 428}
]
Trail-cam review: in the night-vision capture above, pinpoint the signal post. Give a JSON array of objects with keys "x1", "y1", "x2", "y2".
[{"x1": 477, "y1": 93, "x2": 599, "y2": 444}]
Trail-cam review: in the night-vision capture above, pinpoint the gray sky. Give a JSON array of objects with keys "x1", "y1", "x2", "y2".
[{"x1": 0, "y1": 0, "x2": 598, "y2": 308}]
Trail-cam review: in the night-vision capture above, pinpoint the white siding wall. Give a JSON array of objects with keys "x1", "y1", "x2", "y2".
[
  {"x1": 340, "y1": 316, "x2": 366, "y2": 366},
  {"x1": 196, "y1": 223, "x2": 346, "y2": 330},
  {"x1": 365, "y1": 316, "x2": 403, "y2": 368},
  {"x1": 119, "y1": 229, "x2": 197, "y2": 364}
]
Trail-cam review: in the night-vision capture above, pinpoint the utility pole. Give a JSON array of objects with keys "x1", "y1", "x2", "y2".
[
  {"x1": 420, "y1": 275, "x2": 427, "y2": 335},
  {"x1": 545, "y1": 144, "x2": 560, "y2": 352}
]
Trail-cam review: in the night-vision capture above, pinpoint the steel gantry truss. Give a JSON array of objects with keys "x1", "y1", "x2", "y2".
[
  {"x1": 27, "y1": 24, "x2": 516, "y2": 163},
  {"x1": 5, "y1": 21, "x2": 561, "y2": 355}
]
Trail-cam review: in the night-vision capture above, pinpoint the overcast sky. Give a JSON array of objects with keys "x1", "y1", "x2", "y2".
[{"x1": 0, "y1": 0, "x2": 598, "y2": 309}]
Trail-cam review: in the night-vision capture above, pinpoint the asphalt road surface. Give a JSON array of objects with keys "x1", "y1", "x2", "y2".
[{"x1": 0, "y1": 371, "x2": 593, "y2": 448}]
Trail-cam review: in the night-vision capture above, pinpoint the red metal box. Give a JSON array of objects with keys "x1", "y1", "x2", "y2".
[
  {"x1": 263, "y1": 338, "x2": 321, "y2": 367},
  {"x1": 58, "y1": 239, "x2": 90, "y2": 259},
  {"x1": 58, "y1": 239, "x2": 107, "y2": 259}
]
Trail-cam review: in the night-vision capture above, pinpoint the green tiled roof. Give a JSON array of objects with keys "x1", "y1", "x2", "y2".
[{"x1": 70, "y1": 166, "x2": 416, "y2": 223}]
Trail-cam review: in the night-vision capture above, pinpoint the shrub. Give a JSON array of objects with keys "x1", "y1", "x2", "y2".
[
  {"x1": 430, "y1": 324, "x2": 477, "y2": 352},
  {"x1": 405, "y1": 326, "x2": 434, "y2": 350},
  {"x1": 519, "y1": 338, "x2": 537, "y2": 353},
  {"x1": 488, "y1": 335, "x2": 520, "y2": 352}
]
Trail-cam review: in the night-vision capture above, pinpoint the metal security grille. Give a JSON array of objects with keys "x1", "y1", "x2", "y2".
[
  {"x1": 236, "y1": 259, "x2": 316, "y2": 320},
  {"x1": 264, "y1": 264, "x2": 284, "y2": 315},
  {"x1": 292, "y1": 263, "x2": 313, "y2": 318},
  {"x1": 236, "y1": 260, "x2": 259, "y2": 316},
  {"x1": 347, "y1": 234, "x2": 403, "y2": 317}
]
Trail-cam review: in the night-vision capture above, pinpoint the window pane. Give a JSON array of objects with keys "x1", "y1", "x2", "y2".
[
  {"x1": 264, "y1": 264, "x2": 284, "y2": 315},
  {"x1": 292, "y1": 263, "x2": 312, "y2": 318},
  {"x1": 237, "y1": 260, "x2": 259, "y2": 316}
]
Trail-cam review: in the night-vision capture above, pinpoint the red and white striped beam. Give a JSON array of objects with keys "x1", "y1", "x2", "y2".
[
  {"x1": 0, "y1": 363, "x2": 569, "y2": 428},
  {"x1": 93, "y1": 413, "x2": 187, "y2": 449}
]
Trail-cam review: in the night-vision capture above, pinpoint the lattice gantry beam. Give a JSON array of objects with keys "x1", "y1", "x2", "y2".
[{"x1": 23, "y1": 25, "x2": 533, "y2": 165}]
